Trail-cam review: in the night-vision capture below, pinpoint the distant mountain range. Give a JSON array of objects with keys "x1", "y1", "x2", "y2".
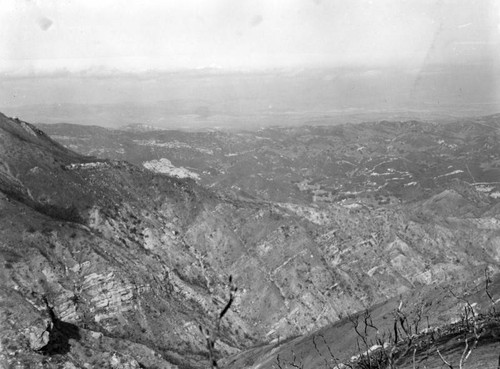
[
  {"x1": 39, "y1": 114, "x2": 500, "y2": 205},
  {"x1": 1, "y1": 112, "x2": 499, "y2": 368}
]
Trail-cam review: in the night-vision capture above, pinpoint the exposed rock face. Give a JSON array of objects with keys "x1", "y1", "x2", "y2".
[
  {"x1": 1, "y1": 113, "x2": 500, "y2": 368},
  {"x1": 143, "y1": 157, "x2": 200, "y2": 180},
  {"x1": 26, "y1": 318, "x2": 52, "y2": 351}
]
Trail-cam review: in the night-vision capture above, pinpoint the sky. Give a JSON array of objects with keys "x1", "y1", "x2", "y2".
[
  {"x1": 0, "y1": 0, "x2": 499, "y2": 123},
  {"x1": 1, "y1": 0, "x2": 499, "y2": 74}
]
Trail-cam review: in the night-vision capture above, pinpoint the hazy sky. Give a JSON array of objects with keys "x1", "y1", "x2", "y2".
[{"x1": 1, "y1": 0, "x2": 499, "y2": 74}]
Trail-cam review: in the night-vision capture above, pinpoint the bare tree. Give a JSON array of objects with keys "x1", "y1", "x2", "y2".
[{"x1": 200, "y1": 275, "x2": 237, "y2": 368}]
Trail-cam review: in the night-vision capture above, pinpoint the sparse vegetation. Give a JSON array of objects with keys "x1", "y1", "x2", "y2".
[
  {"x1": 271, "y1": 276, "x2": 500, "y2": 369},
  {"x1": 3, "y1": 113, "x2": 500, "y2": 368}
]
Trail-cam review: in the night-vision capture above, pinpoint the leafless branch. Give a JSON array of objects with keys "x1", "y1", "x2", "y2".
[
  {"x1": 485, "y1": 267, "x2": 497, "y2": 315},
  {"x1": 437, "y1": 349, "x2": 453, "y2": 369},
  {"x1": 412, "y1": 347, "x2": 417, "y2": 369},
  {"x1": 199, "y1": 275, "x2": 237, "y2": 368}
]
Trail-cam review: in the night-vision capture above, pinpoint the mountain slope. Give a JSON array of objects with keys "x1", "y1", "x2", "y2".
[
  {"x1": 224, "y1": 276, "x2": 500, "y2": 369},
  {"x1": 0, "y1": 113, "x2": 238, "y2": 368},
  {"x1": 1, "y1": 113, "x2": 500, "y2": 368}
]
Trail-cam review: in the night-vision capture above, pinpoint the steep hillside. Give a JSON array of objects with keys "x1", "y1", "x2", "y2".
[
  {"x1": 2, "y1": 113, "x2": 500, "y2": 368},
  {"x1": 0, "y1": 114, "x2": 239, "y2": 368},
  {"x1": 225, "y1": 275, "x2": 500, "y2": 368}
]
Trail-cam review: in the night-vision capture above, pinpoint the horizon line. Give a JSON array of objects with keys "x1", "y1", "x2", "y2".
[{"x1": 0, "y1": 61, "x2": 497, "y2": 80}]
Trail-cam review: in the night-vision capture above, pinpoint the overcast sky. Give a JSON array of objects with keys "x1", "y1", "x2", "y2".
[{"x1": 1, "y1": 0, "x2": 499, "y2": 75}]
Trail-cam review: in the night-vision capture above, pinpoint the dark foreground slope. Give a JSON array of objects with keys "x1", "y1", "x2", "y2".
[{"x1": 1, "y1": 113, "x2": 500, "y2": 368}]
